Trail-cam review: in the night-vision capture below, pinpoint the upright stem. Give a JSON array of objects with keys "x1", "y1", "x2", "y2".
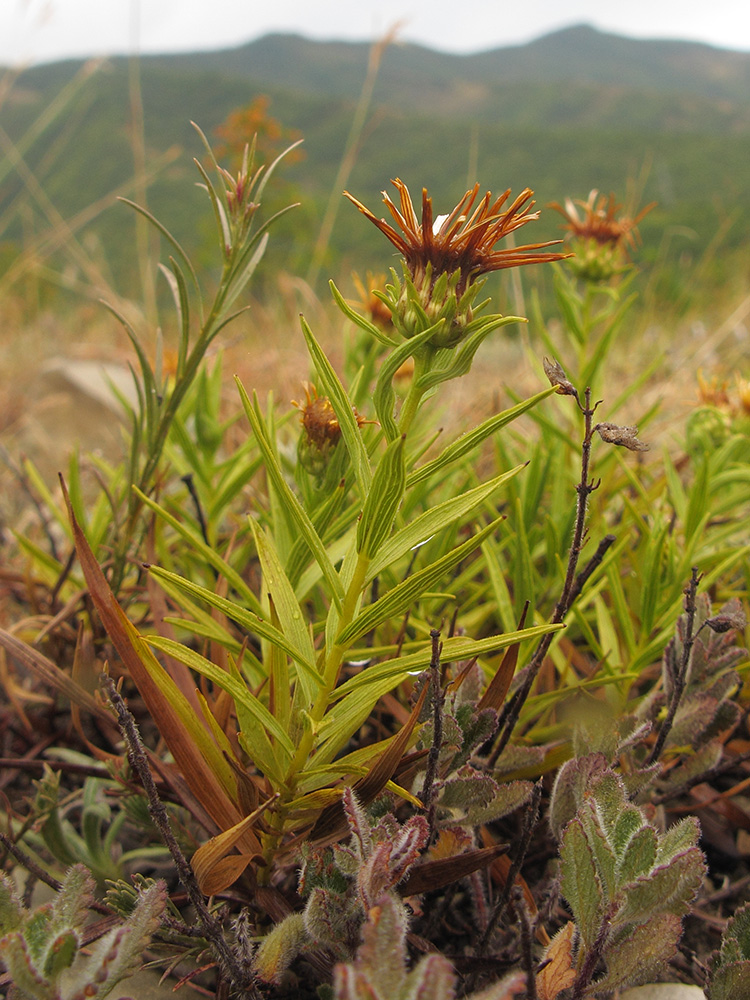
[
  {"x1": 397, "y1": 349, "x2": 431, "y2": 436},
  {"x1": 491, "y1": 387, "x2": 598, "y2": 761},
  {"x1": 646, "y1": 567, "x2": 702, "y2": 765}
]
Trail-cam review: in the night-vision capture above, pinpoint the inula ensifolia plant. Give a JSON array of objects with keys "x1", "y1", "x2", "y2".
[{"x1": 67, "y1": 163, "x2": 574, "y2": 896}]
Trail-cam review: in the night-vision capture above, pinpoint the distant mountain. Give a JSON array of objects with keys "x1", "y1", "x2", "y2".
[{"x1": 2, "y1": 25, "x2": 750, "y2": 298}]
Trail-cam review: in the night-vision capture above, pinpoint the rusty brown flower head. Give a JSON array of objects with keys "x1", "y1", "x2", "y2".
[
  {"x1": 347, "y1": 179, "x2": 566, "y2": 294},
  {"x1": 345, "y1": 179, "x2": 569, "y2": 346},
  {"x1": 293, "y1": 383, "x2": 371, "y2": 478},
  {"x1": 550, "y1": 189, "x2": 656, "y2": 282}
]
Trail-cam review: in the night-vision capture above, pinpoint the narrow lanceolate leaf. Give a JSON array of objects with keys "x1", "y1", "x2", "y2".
[
  {"x1": 318, "y1": 625, "x2": 562, "y2": 766},
  {"x1": 61, "y1": 478, "x2": 256, "y2": 846},
  {"x1": 478, "y1": 603, "x2": 529, "y2": 712},
  {"x1": 357, "y1": 434, "x2": 406, "y2": 559},
  {"x1": 309, "y1": 682, "x2": 428, "y2": 843},
  {"x1": 407, "y1": 387, "x2": 557, "y2": 486},
  {"x1": 560, "y1": 817, "x2": 603, "y2": 952},
  {"x1": 0, "y1": 628, "x2": 111, "y2": 725},
  {"x1": 147, "y1": 565, "x2": 322, "y2": 686},
  {"x1": 339, "y1": 516, "x2": 504, "y2": 647},
  {"x1": 134, "y1": 486, "x2": 262, "y2": 615},
  {"x1": 398, "y1": 843, "x2": 509, "y2": 897},
  {"x1": 247, "y1": 517, "x2": 318, "y2": 702},
  {"x1": 192, "y1": 801, "x2": 273, "y2": 895},
  {"x1": 236, "y1": 380, "x2": 344, "y2": 611},
  {"x1": 301, "y1": 314, "x2": 372, "y2": 495},
  {"x1": 146, "y1": 637, "x2": 295, "y2": 760},
  {"x1": 367, "y1": 465, "x2": 523, "y2": 581}
]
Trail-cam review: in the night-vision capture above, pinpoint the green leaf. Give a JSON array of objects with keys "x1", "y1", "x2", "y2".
[
  {"x1": 133, "y1": 487, "x2": 262, "y2": 615},
  {"x1": 146, "y1": 636, "x2": 295, "y2": 763},
  {"x1": 407, "y1": 388, "x2": 556, "y2": 487},
  {"x1": 357, "y1": 434, "x2": 406, "y2": 559},
  {"x1": 147, "y1": 565, "x2": 322, "y2": 686},
  {"x1": 319, "y1": 625, "x2": 562, "y2": 765},
  {"x1": 301, "y1": 314, "x2": 372, "y2": 496},
  {"x1": 236, "y1": 381, "x2": 344, "y2": 611},
  {"x1": 595, "y1": 912, "x2": 683, "y2": 992},
  {"x1": 374, "y1": 323, "x2": 443, "y2": 441},
  {"x1": 615, "y1": 847, "x2": 706, "y2": 926},
  {"x1": 560, "y1": 816, "x2": 603, "y2": 952},
  {"x1": 0, "y1": 872, "x2": 22, "y2": 934},
  {"x1": 338, "y1": 516, "x2": 504, "y2": 647},
  {"x1": 248, "y1": 517, "x2": 318, "y2": 703},
  {"x1": 615, "y1": 825, "x2": 658, "y2": 885},
  {"x1": 329, "y1": 279, "x2": 398, "y2": 347},
  {"x1": 708, "y1": 963, "x2": 750, "y2": 1000},
  {"x1": 368, "y1": 466, "x2": 523, "y2": 581},
  {"x1": 719, "y1": 901, "x2": 750, "y2": 964}
]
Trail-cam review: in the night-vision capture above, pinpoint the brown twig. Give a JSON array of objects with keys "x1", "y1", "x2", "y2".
[
  {"x1": 0, "y1": 831, "x2": 62, "y2": 892},
  {"x1": 491, "y1": 389, "x2": 600, "y2": 762},
  {"x1": 102, "y1": 674, "x2": 257, "y2": 996},
  {"x1": 478, "y1": 780, "x2": 543, "y2": 955},
  {"x1": 646, "y1": 567, "x2": 702, "y2": 766},
  {"x1": 513, "y1": 886, "x2": 539, "y2": 1000},
  {"x1": 419, "y1": 628, "x2": 444, "y2": 813}
]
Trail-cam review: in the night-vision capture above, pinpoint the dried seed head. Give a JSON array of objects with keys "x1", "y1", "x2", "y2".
[
  {"x1": 543, "y1": 356, "x2": 578, "y2": 397},
  {"x1": 705, "y1": 610, "x2": 747, "y2": 634},
  {"x1": 594, "y1": 421, "x2": 649, "y2": 451}
]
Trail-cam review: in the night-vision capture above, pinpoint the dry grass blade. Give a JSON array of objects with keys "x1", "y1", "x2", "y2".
[
  {"x1": 399, "y1": 843, "x2": 509, "y2": 896},
  {"x1": 478, "y1": 603, "x2": 529, "y2": 712},
  {"x1": 0, "y1": 627, "x2": 111, "y2": 724},
  {"x1": 59, "y1": 475, "x2": 259, "y2": 852}
]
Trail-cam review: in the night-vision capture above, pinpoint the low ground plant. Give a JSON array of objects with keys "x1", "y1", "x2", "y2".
[{"x1": 0, "y1": 129, "x2": 749, "y2": 1000}]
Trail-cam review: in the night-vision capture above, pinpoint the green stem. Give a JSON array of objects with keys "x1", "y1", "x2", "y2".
[{"x1": 397, "y1": 349, "x2": 431, "y2": 436}]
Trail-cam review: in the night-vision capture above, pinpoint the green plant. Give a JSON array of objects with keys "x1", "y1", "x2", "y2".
[
  {"x1": 0, "y1": 864, "x2": 165, "y2": 1000},
  {"x1": 553, "y1": 761, "x2": 706, "y2": 997},
  {"x1": 707, "y1": 901, "x2": 750, "y2": 1000}
]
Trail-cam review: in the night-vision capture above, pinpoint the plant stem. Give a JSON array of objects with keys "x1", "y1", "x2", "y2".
[
  {"x1": 419, "y1": 628, "x2": 444, "y2": 811},
  {"x1": 491, "y1": 387, "x2": 599, "y2": 762},
  {"x1": 646, "y1": 567, "x2": 702, "y2": 766},
  {"x1": 102, "y1": 675, "x2": 256, "y2": 996}
]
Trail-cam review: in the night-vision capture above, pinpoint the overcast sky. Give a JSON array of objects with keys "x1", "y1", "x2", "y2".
[{"x1": 3, "y1": 0, "x2": 750, "y2": 67}]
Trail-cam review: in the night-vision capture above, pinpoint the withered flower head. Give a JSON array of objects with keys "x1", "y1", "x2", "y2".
[
  {"x1": 293, "y1": 383, "x2": 343, "y2": 448},
  {"x1": 345, "y1": 179, "x2": 569, "y2": 346},
  {"x1": 293, "y1": 383, "x2": 371, "y2": 477},
  {"x1": 549, "y1": 189, "x2": 656, "y2": 282}
]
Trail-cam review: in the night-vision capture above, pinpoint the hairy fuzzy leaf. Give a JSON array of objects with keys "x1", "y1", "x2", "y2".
[
  {"x1": 708, "y1": 963, "x2": 750, "y2": 1000},
  {"x1": 596, "y1": 912, "x2": 683, "y2": 992},
  {"x1": 549, "y1": 752, "x2": 609, "y2": 840},
  {"x1": 615, "y1": 847, "x2": 706, "y2": 926},
  {"x1": 615, "y1": 825, "x2": 658, "y2": 885},
  {"x1": 253, "y1": 912, "x2": 308, "y2": 985},
  {"x1": 560, "y1": 817, "x2": 603, "y2": 951}
]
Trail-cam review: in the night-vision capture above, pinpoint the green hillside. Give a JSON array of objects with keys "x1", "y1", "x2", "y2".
[{"x1": 2, "y1": 25, "x2": 750, "y2": 304}]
